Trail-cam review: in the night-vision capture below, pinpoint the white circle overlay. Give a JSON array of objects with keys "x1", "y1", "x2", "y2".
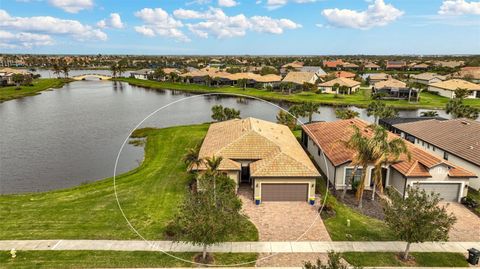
[{"x1": 113, "y1": 92, "x2": 331, "y2": 267}]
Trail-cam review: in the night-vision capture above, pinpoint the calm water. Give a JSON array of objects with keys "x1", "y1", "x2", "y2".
[{"x1": 0, "y1": 78, "x2": 450, "y2": 194}]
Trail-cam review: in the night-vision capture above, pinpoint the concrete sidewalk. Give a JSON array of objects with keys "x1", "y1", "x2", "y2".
[{"x1": 0, "y1": 240, "x2": 479, "y2": 253}]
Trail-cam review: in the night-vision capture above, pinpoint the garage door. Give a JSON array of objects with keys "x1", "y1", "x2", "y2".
[
  {"x1": 414, "y1": 183, "x2": 461, "y2": 202},
  {"x1": 261, "y1": 183, "x2": 308, "y2": 201}
]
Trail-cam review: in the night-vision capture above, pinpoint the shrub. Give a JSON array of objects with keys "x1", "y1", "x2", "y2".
[{"x1": 461, "y1": 196, "x2": 478, "y2": 208}]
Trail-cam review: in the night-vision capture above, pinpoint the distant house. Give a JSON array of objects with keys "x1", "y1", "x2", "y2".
[
  {"x1": 373, "y1": 79, "x2": 418, "y2": 100},
  {"x1": 130, "y1": 69, "x2": 153, "y2": 80},
  {"x1": 282, "y1": 71, "x2": 318, "y2": 86},
  {"x1": 410, "y1": 63, "x2": 429, "y2": 71},
  {"x1": 366, "y1": 73, "x2": 390, "y2": 85},
  {"x1": 0, "y1": 68, "x2": 30, "y2": 86},
  {"x1": 410, "y1": 73, "x2": 446, "y2": 85},
  {"x1": 323, "y1": 59, "x2": 343, "y2": 70},
  {"x1": 280, "y1": 61, "x2": 304, "y2": 74},
  {"x1": 428, "y1": 79, "x2": 480, "y2": 99},
  {"x1": 341, "y1": 62, "x2": 359, "y2": 70},
  {"x1": 386, "y1": 61, "x2": 406, "y2": 70},
  {"x1": 302, "y1": 118, "x2": 476, "y2": 202},
  {"x1": 391, "y1": 118, "x2": 480, "y2": 190},
  {"x1": 318, "y1": 77, "x2": 360, "y2": 94},
  {"x1": 434, "y1": 60, "x2": 464, "y2": 69},
  {"x1": 194, "y1": 117, "x2": 320, "y2": 202},
  {"x1": 364, "y1": 62, "x2": 381, "y2": 71},
  {"x1": 333, "y1": 71, "x2": 356, "y2": 79},
  {"x1": 450, "y1": 68, "x2": 480, "y2": 83},
  {"x1": 299, "y1": 66, "x2": 327, "y2": 77}
]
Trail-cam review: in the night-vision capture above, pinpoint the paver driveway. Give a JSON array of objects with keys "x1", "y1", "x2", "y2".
[
  {"x1": 442, "y1": 202, "x2": 480, "y2": 242},
  {"x1": 238, "y1": 186, "x2": 331, "y2": 242}
]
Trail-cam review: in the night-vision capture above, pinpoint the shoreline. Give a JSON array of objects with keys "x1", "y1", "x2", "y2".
[
  {"x1": 115, "y1": 78, "x2": 479, "y2": 110},
  {"x1": 0, "y1": 78, "x2": 73, "y2": 103}
]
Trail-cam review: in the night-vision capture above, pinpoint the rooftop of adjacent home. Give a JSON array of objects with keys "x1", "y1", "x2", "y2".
[
  {"x1": 429, "y1": 79, "x2": 480, "y2": 91},
  {"x1": 282, "y1": 71, "x2": 317, "y2": 85},
  {"x1": 303, "y1": 118, "x2": 475, "y2": 178},
  {"x1": 319, "y1": 77, "x2": 360, "y2": 87},
  {"x1": 393, "y1": 118, "x2": 480, "y2": 166},
  {"x1": 196, "y1": 117, "x2": 320, "y2": 177},
  {"x1": 374, "y1": 78, "x2": 407, "y2": 88}
]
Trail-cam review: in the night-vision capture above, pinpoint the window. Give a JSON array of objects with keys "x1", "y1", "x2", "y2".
[
  {"x1": 444, "y1": 152, "x2": 449, "y2": 160},
  {"x1": 427, "y1": 144, "x2": 430, "y2": 149},
  {"x1": 432, "y1": 146, "x2": 435, "y2": 152},
  {"x1": 318, "y1": 148, "x2": 322, "y2": 156},
  {"x1": 422, "y1": 141, "x2": 425, "y2": 146},
  {"x1": 345, "y1": 168, "x2": 363, "y2": 184}
]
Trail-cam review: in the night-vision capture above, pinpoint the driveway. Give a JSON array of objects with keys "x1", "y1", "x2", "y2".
[
  {"x1": 238, "y1": 186, "x2": 331, "y2": 242},
  {"x1": 442, "y1": 202, "x2": 480, "y2": 242}
]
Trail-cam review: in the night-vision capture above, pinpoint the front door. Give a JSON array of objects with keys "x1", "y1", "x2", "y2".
[{"x1": 241, "y1": 166, "x2": 250, "y2": 183}]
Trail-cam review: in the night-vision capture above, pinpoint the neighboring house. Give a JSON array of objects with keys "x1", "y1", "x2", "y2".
[
  {"x1": 318, "y1": 77, "x2": 360, "y2": 94},
  {"x1": 194, "y1": 117, "x2": 320, "y2": 202},
  {"x1": 280, "y1": 61, "x2": 304, "y2": 74},
  {"x1": 341, "y1": 62, "x2": 359, "y2": 70},
  {"x1": 323, "y1": 60, "x2": 343, "y2": 70},
  {"x1": 390, "y1": 118, "x2": 480, "y2": 190},
  {"x1": 373, "y1": 79, "x2": 418, "y2": 100},
  {"x1": 299, "y1": 66, "x2": 327, "y2": 77},
  {"x1": 410, "y1": 63, "x2": 429, "y2": 71},
  {"x1": 410, "y1": 73, "x2": 446, "y2": 85},
  {"x1": 386, "y1": 61, "x2": 407, "y2": 70},
  {"x1": 282, "y1": 71, "x2": 318, "y2": 86},
  {"x1": 366, "y1": 73, "x2": 390, "y2": 85},
  {"x1": 0, "y1": 68, "x2": 30, "y2": 86},
  {"x1": 379, "y1": 117, "x2": 447, "y2": 134},
  {"x1": 434, "y1": 60, "x2": 464, "y2": 69},
  {"x1": 364, "y1": 63, "x2": 381, "y2": 71},
  {"x1": 428, "y1": 79, "x2": 480, "y2": 99},
  {"x1": 450, "y1": 69, "x2": 480, "y2": 83},
  {"x1": 130, "y1": 69, "x2": 153, "y2": 80},
  {"x1": 301, "y1": 119, "x2": 476, "y2": 202},
  {"x1": 333, "y1": 71, "x2": 356, "y2": 79}
]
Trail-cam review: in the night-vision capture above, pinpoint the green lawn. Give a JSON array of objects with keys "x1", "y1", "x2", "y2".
[
  {"x1": 343, "y1": 252, "x2": 469, "y2": 267},
  {"x1": 317, "y1": 178, "x2": 395, "y2": 241},
  {"x1": 0, "y1": 79, "x2": 71, "y2": 102},
  {"x1": 467, "y1": 188, "x2": 480, "y2": 215},
  {"x1": 0, "y1": 124, "x2": 258, "y2": 241},
  {"x1": 115, "y1": 78, "x2": 480, "y2": 109},
  {"x1": 0, "y1": 250, "x2": 258, "y2": 268}
]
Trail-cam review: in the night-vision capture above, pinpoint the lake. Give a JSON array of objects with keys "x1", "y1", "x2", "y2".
[{"x1": 0, "y1": 78, "x2": 451, "y2": 194}]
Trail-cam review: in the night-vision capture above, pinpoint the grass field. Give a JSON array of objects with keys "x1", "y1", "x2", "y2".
[
  {"x1": 0, "y1": 79, "x2": 71, "y2": 102},
  {"x1": 343, "y1": 252, "x2": 469, "y2": 267},
  {"x1": 317, "y1": 178, "x2": 395, "y2": 241},
  {"x1": 0, "y1": 250, "x2": 258, "y2": 268},
  {"x1": 0, "y1": 124, "x2": 258, "y2": 241},
  {"x1": 115, "y1": 78, "x2": 480, "y2": 109}
]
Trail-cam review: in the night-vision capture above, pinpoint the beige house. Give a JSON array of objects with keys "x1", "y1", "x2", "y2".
[
  {"x1": 282, "y1": 71, "x2": 318, "y2": 86},
  {"x1": 428, "y1": 79, "x2": 480, "y2": 99},
  {"x1": 302, "y1": 119, "x2": 476, "y2": 202},
  {"x1": 318, "y1": 77, "x2": 360, "y2": 94},
  {"x1": 373, "y1": 78, "x2": 406, "y2": 90},
  {"x1": 410, "y1": 73, "x2": 446, "y2": 85},
  {"x1": 367, "y1": 73, "x2": 390, "y2": 85},
  {"x1": 194, "y1": 118, "x2": 320, "y2": 202}
]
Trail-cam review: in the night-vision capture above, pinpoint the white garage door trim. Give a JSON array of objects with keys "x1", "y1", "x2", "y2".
[{"x1": 413, "y1": 182, "x2": 463, "y2": 202}]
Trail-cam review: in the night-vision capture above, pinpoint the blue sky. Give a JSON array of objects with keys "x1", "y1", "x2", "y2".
[{"x1": 1, "y1": 0, "x2": 479, "y2": 55}]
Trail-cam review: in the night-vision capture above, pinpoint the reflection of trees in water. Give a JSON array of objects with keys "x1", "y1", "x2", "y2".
[
  {"x1": 113, "y1": 81, "x2": 124, "y2": 91},
  {"x1": 235, "y1": 97, "x2": 249, "y2": 105},
  {"x1": 171, "y1": 90, "x2": 190, "y2": 96}
]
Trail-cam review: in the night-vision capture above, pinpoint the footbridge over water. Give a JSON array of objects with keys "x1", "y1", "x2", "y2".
[{"x1": 72, "y1": 74, "x2": 112, "y2": 81}]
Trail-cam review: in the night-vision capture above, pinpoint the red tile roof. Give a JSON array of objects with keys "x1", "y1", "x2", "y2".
[{"x1": 303, "y1": 119, "x2": 476, "y2": 178}]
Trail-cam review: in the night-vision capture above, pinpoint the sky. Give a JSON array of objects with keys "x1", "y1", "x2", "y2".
[{"x1": 1, "y1": 0, "x2": 479, "y2": 55}]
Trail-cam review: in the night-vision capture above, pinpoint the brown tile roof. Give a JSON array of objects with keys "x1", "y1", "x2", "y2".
[
  {"x1": 198, "y1": 118, "x2": 320, "y2": 178},
  {"x1": 323, "y1": 60, "x2": 343, "y2": 68},
  {"x1": 374, "y1": 78, "x2": 407, "y2": 89},
  {"x1": 364, "y1": 63, "x2": 380, "y2": 68},
  {"x1": 333, "y1": 71, "x2": 356, "y2": 78},
  {"x1": 393, "y1": 119, "x2": 480, "y2": 166},
  {"x1": 319, "y1": 77, "x2": 360, "y2": 88},
  {"x1": 282, "y1": 61, "x2": 304, "y2": 68},
  {"x1": 368, "y1": 73, "x2": 390, "y2": 80},
  {"x1": 429, "y1": 79, "x2": 480, "y2": 91},
  {"x1": 282, "y1": 72, "x2": 317, "y2": 85},
  {"x1": 411, "y1": 72, "x2": 446, "y2": 81},
  {"x1": 303, "y1": 118, "x2": 475, "y2": 178}
]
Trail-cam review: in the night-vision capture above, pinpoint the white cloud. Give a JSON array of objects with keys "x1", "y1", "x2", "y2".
[
  {"x1": 0, "y1": 9, "x2": 107, "y2": 41},
  {"x1": 321, "y1": 0, "x2": 403, "y2": 30},
  {"x1": 438, "y1": 0, "x2": 480, "y2": 15},
  {"x1": 134, "y1": 8, "x2": 190, "y2": 42},
  {"x1": 49, "y1": 0, "x2": 93, "y2": 13},
  {"x1": 266, "y1": 0, "x2": 316, "y2": 10},
  {"x1": 0, "y1": 30, "x2": 54, "y2": 48},
  {"x1": 218, "y1": 0, "x2": 238, "y2": 7},
  {"x1": 175, "y1": 7, "x2": 301, "y2": 38},
  {"x1": 97, "y1": 13, "x2": 124, "y2": 29}
]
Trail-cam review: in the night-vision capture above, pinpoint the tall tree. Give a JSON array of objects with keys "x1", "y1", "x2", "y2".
[
  {"x1": 302, "y1": 102, "x2": 321, "y2": 123},
  {"x1": 61, "y1": 64, "x2": 70, "y2": 78},
  {"x1": 335, "y1": 108, "x2": 360, "y2": 120},
  {"x1": 12, "y1": 74, "x2": 24, "y2": 86},
  {"x1": 237, "y1": 78, "x2": 248, "y2": 90},
  {"x1": 366, "y1": 100, "x2": 398, "y2": 123},
  {"x1": 384, "y1": 187, "x2": 456, "y2": 260},
  {"x1": 211, "y1": 105, "x2": 240, "y2": 122},
  {"x1": 110, "y1": 64, "x2": 118, "y2": 78},
  {"x1": 52, "y1": 64, "x2": 62, "y2": 78},
  {"x1": 173, "y1": 161, "x2": 242, "y2": 262},
  {"x1": 182, "y1": 143, "x2": 202, "y2": 170},
  {"x1": 446, "y1": 90, "x2": 479, "y2": 120},
  {"x1": 276, "y1": 110, "x2": 296, "y2": 130}
]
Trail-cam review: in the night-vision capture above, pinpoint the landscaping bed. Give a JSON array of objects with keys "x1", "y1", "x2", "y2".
[
  {"x1": 333, "y1": 190, "x2": 386, "y2": 220},
  {"x1": 0, "y1": 124, "x2": 258, "y2": 241},
  {"x1": 0, "y1": 250, "x2": 258, "y2": 268},
  {"x1": 343, "y1": 252, "x2": 469, "y2": 267}
]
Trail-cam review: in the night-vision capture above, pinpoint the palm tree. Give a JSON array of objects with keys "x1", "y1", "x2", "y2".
[
  {"x1": 53, "y1": 64, "x2": 62, "y2": 78},
  {"x1": 204, "y1": 156, "x2": 223, "y2": 202},
  {"x1": 110, "y1": 64, "x2": 118, "y2": 78},
  {"x1": 341, "y1": 125, "x2": 409, "y2": 207},
  {"x1": 335, "y1": 108, "x2": 359, "y2": 120},
  {"x1": 62, "y1": 64, "x2": 70, "y2": 78},
  {"x1": 302, "y1": 102, "x2": 321, "y2": 123},
  {"x1": 276, "y1": 110, "x2": 296, "y2": 130},
  {"x1": 366, "y1": 100, "x2": 398, "y2": 124},
  {"x1": 182, "y1": 143, "x2": 202, "y2": 171}
]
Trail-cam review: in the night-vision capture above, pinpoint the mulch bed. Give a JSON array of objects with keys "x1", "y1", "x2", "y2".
[{"x1": 333, "y1": 190, "x2": 387, "y2": 220}]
